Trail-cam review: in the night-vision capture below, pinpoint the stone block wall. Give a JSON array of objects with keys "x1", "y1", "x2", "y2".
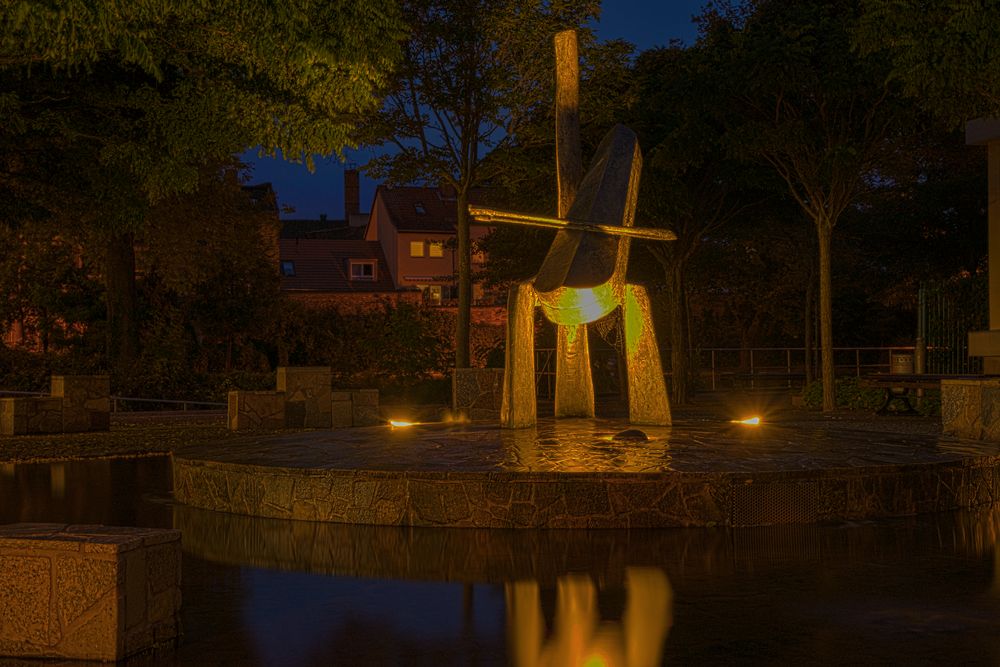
[
  {"x1": 228, "y1": 391, "x2": 287, "y2": 431},
  {"x1": 277, "y1": 366, "x2": 332, "y2": 428},
  {"x1": 452, "y1": 368, "x2": 504, "y2": 421},
  {"x1": 0, "y1": 397, "x2": 64, "y2": 436},
  {"x1": 227, "y1": 368, "x2": 381, "y2": 431},
  {"x1": 52, "y1": 375, "x2": 111, "y2": 433},
  {"x1": 0, "y1": 523, "x2": 181, "y2": 662},
  {"x1": 0, "y1": 375, "x2": 109, "y2": 436},
  {"x1": 943, "y1": 379, "x2": 1000, "y2": 440}
]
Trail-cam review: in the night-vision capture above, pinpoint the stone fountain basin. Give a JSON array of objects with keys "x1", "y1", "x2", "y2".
[{"x1": 171, "y1": 418, "x2": 1000, "y2": 529}]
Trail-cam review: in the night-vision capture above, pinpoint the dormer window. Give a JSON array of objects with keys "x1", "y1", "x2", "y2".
[
  {"x1": 280, "y1": 260, "x2": 296, "y2": 276},
  {"x1": 350, "y1": 260, "x2": 376, "y2": 281},
  {"x1": 414, "y1": 202, "x2": 426, "y2": 214}
]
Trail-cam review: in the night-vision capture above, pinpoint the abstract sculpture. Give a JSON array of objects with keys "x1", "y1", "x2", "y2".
[{"x1": 470, "y1": 30, "x2": 674, "y2": 428}]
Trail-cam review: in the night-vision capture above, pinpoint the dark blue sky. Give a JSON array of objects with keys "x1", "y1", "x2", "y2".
[{"x1": 245, "y1": 1, "x2": 706, "y2": 220}]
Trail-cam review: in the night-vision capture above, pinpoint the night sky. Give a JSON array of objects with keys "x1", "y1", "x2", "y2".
[{"x1": 243, "y1": 1, "x2": 707, "y2": 220}]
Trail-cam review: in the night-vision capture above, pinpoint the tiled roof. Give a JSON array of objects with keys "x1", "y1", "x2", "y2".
[
  {"x1": 378, "y1": 186, "x2": 489, "y2": 233},
  {"x1": 280, "y1": 219, "x2": 365, "y2": 240},
  {"x1": 279, "y1": 239, "x2": 397, "y2": 292}
]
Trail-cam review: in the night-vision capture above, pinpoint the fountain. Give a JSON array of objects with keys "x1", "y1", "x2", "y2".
[{"x1": 169, "y1": 31, "x2": 1000, "y2": 530}]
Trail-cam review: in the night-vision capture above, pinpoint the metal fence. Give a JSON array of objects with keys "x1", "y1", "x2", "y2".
[
  {"x1": 534, "y1": 345, "x2": 927, "y2": 396},
  {"x1": 0, "y1": 390, "x2": 225, "y2": 412}
]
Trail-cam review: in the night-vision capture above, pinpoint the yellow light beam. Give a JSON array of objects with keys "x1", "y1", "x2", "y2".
[{"x1": 731, "y1": 416, "x2": 762, "y2": 426}]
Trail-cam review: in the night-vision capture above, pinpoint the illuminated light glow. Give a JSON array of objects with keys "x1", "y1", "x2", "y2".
[
  {"x1": 389, "y1": 420, "x2": 416, "y2": 429},
  {"x1": 583, "y1": 656, "x2": 608, "y2": 667},
  {"x1": 732, "y1": 416, "x2": 762, "y2": 426},
  {"x1": 537, "y1": 283, "x2": 620, "y2": 326}
]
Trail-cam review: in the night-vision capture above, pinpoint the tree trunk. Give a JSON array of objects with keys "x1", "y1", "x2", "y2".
[
  {"x1": 816, "y1": 219, "x2": 835, "y2": 412},
  {"x1": 455, "y1": 188, "x2": 472, "y2": 368},
  {"x1": 669, "y1": 264, "x2": 689, "y2": 404},
  {"x1": 106, "y1": 231, "x2": 138, "y2": 369},
  {"x1": 804, "y1": 273, "x2": 814, "y2": 385}
]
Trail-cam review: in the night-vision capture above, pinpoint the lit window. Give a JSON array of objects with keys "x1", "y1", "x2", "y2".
[
  {"x1": 410, "y1": 241, "x2": 424, "y2": 257},
  {"x1": 428, "y1": 241, "x2": 444, "y2": 258},
  {"x1": 350, "y1": 261, "x2": 375, "y2": 280},
  {"x1": 414, "y1": 202, "x2": 426, "y2": 214},
  {"x1": 280, "y1": 260, "x2": 295, "y2": 276}
]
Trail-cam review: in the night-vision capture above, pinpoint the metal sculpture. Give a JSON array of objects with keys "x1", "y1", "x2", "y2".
[{"x1": 470, "y1": 30, "x2": 674, "y2": 428}]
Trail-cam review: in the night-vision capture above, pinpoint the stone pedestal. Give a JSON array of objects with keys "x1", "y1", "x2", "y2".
[
  {"x1": 51, "y1": 375, "x2": 110, "y2": 433},
  {"x1": 942, "y1": 378, "x2": 1000, "y2": 440},
  {"x1": 0, "y1": 523, "x2": 181, "y2": 662},
  {"x1": 277, "y1": 366, "x2": 332, "y2": 428},
  {"x1": 0, "y1": 397, "x2": 63, "y2": 436},
  {"x1": 228, "y1": 391, "x2": 286, "y2": 431},
  {"x1": 452, "y1": 368, "x2": 504, "y2": 421},
  {"x1": 351, "y1": 389, "x2": 380, "y2": 427}
]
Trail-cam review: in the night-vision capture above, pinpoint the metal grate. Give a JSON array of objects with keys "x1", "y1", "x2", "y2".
[{"x1": 731, "y1": 481, "x2": 819, "y2": 527}]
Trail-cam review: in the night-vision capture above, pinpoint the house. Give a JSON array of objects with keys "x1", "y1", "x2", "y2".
[
  {"x1": 279, "y1": 171, "x2": 499, "y2": 309},
  {"x1": 363, "y1": 184, "x2": 492, "y2": 305}
]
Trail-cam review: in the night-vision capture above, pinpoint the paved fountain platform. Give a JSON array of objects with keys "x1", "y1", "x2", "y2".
[{"x1": 171, "y1": 412, "x2": 1000, "y2": 528}]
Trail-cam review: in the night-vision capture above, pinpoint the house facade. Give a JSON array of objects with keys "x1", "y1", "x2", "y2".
[
  {"x1": 363, "y1": 185, "x2": 491, "y2": 305},
  {"x1": 279, "y1": 173, "x2": 497, "y2": 309}
]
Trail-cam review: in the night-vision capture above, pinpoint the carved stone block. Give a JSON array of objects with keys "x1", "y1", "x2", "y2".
[
  {"x1": 0, "y1": 523, "x2": 181, "y2": 662},
  {"x1": 228, "y1": 391, "x2": 286, "y2": 431},
  {"x1": 332, "y1": 391, "x2": 353, "y2": 428},
  {"x1": 276, "y1": 366, "x2": 332, "y2": 428},
  {"x1": 51, "y1": 375, "x2": 110, "y2": 433},
  {"x1": 452, "y1": 368, "x2": 504, "y2": 421},
  {"x1": 0, "y1": 397, "x2": 63, "y2": 436},
  {"x1": 351, "y1": 389, "x2": 380, "y2": 427}
]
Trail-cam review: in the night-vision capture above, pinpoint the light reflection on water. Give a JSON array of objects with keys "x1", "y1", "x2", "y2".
[{"x1": 4, "y1": 457, "x2": 1000, "y2": 665}]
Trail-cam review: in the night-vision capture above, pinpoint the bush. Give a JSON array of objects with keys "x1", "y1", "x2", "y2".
[{"x1": 801, "y1": 376, "x2": 940, "y2": 416}]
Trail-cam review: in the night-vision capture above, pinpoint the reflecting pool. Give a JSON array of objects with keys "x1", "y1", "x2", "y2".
[{"x1": 3, "y1": 457, "x2": 1000, "y2": 665}]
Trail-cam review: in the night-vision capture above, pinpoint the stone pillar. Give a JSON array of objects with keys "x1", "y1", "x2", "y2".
[
  {"x1": 942, "y1": 378, "x2": 1000, "y2": 440},
  {"x1": 277, "y1": 366, "x2": 332, "y2": 428},
  {"x1": 51, "y1": 375, "x2": 110, "y2": 432},
  {"x1": 351, "y1": 389, "x2": 380, "y2": 426},
  {"x1": 501, "y1": 282, "x2": 538, "y2": 428},
  {"x1": 452, "y1": 368, "x2": 504, "y2": 421},
  {"x1": 0, "y1": 523, "x2": 181, "y2": 662},
  {"x1": 966, "y1": 119, "x2": 1000, "y2": 371},
  {"x1": 332, "y1": 391, "x2": 353, "y2": 428}
]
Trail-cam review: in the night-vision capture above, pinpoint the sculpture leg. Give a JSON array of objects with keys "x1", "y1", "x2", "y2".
[
  {"x1": 623, "y1": 284, "x2": 671, "y2": 425},
  {"x1": 555, "y1": 324, "x2": 595, "y2": 418},
  {"x1": 501, "y1": 282, "x2": 537, "y2": 428}
]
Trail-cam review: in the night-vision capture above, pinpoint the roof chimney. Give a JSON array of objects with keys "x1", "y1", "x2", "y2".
[{"x1": 344, "y1": 167, "x2": 360, "y2": 219}]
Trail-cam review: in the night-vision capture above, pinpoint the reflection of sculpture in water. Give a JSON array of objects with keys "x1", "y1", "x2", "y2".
[
  {"x1": 470, "y1": 31, "x2": 674, "y2": 428},
  {"x1": 505, "y1": 567, "x2": 673, "y2": 667}
]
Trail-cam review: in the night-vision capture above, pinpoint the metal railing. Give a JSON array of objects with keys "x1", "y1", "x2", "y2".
[
  {"x1": 0, "y1": 390, "x2": 225, "y2": 412},
  {"x1": 697, "y1": 346, "x2": 918, "y2": 390},
  {"x1": 533, "y1": 345, "x2": 926, "y2": 395}
]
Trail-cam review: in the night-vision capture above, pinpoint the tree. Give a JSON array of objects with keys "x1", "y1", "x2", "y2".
[
  {"x1": 856, "y1": 0, "x2": 1000, "y2": 126},
  {"x1": 628, "y1": 44, "x2": 772, "y2": 403},
  {"x1": 0, "y1": 1, "x2": 404, "y2": 368},
  {"x1": 700, "y1": 0, "x2": 905, "y2": 410},
  {"x1": 363, "y1": 0, "x2": 598, "y2": 368}
]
